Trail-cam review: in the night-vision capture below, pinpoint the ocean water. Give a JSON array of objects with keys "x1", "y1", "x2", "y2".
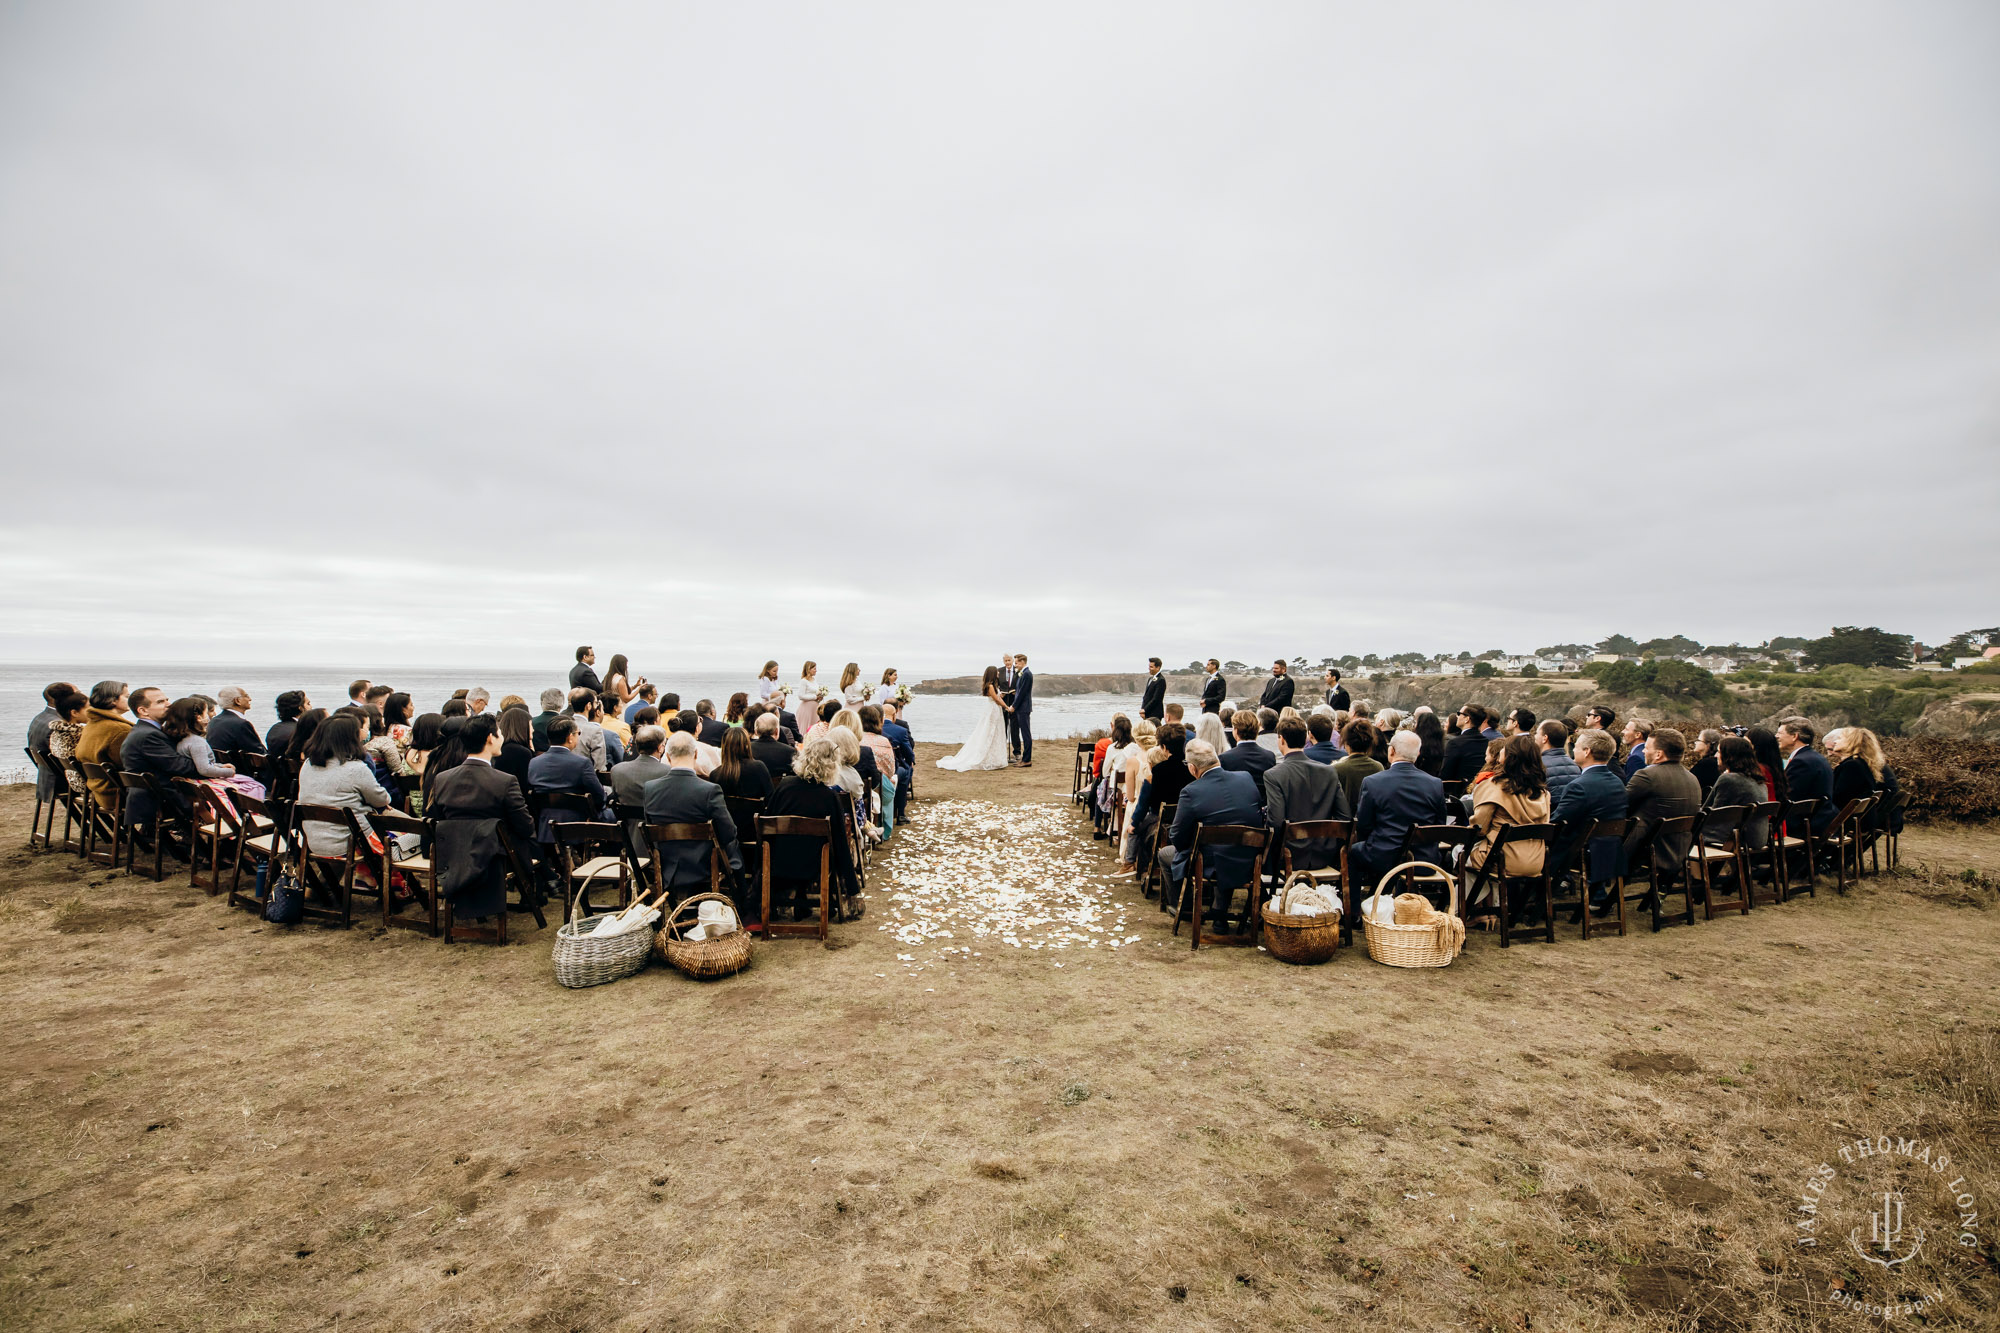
[{"x1": 1, "y1": 662, "x2": 1203, "y2": 783}]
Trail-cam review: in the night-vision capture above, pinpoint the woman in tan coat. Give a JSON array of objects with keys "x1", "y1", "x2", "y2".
[{"x1": 1467, "y1": 735, "x2": 1553, "y2": 891}]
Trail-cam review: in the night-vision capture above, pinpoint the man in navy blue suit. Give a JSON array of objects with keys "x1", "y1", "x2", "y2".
[
  {"x1": 1011, "y1": 654, "x2": 1034, "y2": 766},
  {"x1": 1218, "y1": 709, "x2": 1276, "y2": 803},
  {"x1": 1349, "y1": 731, "x2": 1450, "y2": 891},
  {"x1": 1778, "y1": 718, "x2": 1836, "y2": 833},
  {"x1": 1158, "y1": 741, "x2": 1264, "y2": 922},
  {"x1": 1550, "y1": 727, "x2": 1629, "y2": 909}
]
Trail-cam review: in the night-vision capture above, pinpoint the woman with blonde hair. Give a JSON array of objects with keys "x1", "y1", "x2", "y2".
[
  {"x1": 1116, "y1": 720, "x2": 1159, "y2": 865},
  {"x1": 1825, "y1": 726, "x2": 1900, "y2": 829}
]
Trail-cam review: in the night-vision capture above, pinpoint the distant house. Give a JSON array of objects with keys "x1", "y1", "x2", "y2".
[
  {"x1": 1688, "y1": 654, "x2": 1738, "y2": 674},
  {"x1": 1986, "y1": 646, "x2": 2000, "y2": 660},
  {"x1": 1954, "y1": 657, "x2": 1988, "y2": 670},
  {"x1": 1437, "y1": 661, "x2": 1468, "y2": 677},
  {"x1": 1590, "y1": 653, "x2": 1621, "y2": 664}
]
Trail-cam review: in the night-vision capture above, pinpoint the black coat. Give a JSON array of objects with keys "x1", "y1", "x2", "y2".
[
  {"x1": 640, "y1": 769, "x2": 744, "y2": 891},
  {"x1": 1785, "y1": 747, "x2": 1837, "y2": 832},
  {"x1": 1440, "y1": 730, "x2": 1488, "y2": 784},
  {"x1": 1140, "y1": 674, "x2": 1166, "y2": 720},
  {"x1": 494, "y1": 740, "x2": 534, "y2": 798},
  {"x1": 429, "y1": 758, "x2": 535, "y2": 918},
  {"x1": 710, "y1": 758, "x2": 774, "y2": 802},
  {"x1": 765, "y1": 776, "x2": 857, "y2": 884},
  {"x1": 1200, "y1": 674, "x2": 1226, "y2": 714},
  {"x1": 1217, "y1": 739, "x2": 1276, "y2": 804},
  {"x1": 698, "y1": 715, "x2": 728, "y2": 747},
  {"x1": 570, "y1": 662, "x2": 602, "y2": 693},
  {"x1": 119, "y1": 720, "x2": 196, "y2": 823},
  {"x1": 1259, "y1": 675, "x2": 1295, "y2": 712},
  {"x1": 1326, "y1": 684, "x2": 1350, "y2": 711},
  {"x1": 208, "y1": 710, "x2": 265, "y2": 757},
  {"x1": 751, "y1": 737, "x2": 797, "y2": 778}
]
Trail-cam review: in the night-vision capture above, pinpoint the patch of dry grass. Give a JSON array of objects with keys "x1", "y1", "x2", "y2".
[{"x1": 2, "y1": 773, "x2": 2000, "y2": 1329}]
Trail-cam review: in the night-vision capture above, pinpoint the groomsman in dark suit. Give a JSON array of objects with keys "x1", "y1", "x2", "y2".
[
  {"x1": 1200, "y1": 659, "x2": 1226, "y2": 715},
  {"x1": 1259, "y1": 660, "x2": 1295, "y2": 713},
  {"x1": 1140, "y1": 658, "x2": 1166, "y2": 723},
  {"x1": 1324, "y1": 669, "x2": 1350, "y2": 712}
]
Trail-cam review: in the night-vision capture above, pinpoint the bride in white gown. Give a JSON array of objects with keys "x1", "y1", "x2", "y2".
[{"x1": 936, "y1": 665, "x2": 1013, "y2": 771}]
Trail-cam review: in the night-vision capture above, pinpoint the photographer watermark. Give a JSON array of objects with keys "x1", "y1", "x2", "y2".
[{"x1": 1790, "y1": 1131, "x2": 1982, "y2": 1316}]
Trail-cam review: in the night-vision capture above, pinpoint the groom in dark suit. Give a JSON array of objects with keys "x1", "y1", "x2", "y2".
[
  {"x1": 1140, "y1": 658, "x2": 1166, "y2": 723},
  {"x1": 1011, "y1": 654, "x2": 1034, "y2": 766},
  {"x1": 999, "y1": 654, "x2": 1020, "y2": 760}
]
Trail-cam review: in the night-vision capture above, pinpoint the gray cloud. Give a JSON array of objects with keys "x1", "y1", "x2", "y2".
[{"x1": 3, "y1": 2, "x2": 1996, "y2": 670}]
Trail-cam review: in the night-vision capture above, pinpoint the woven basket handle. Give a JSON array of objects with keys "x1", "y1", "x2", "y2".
[
  {"x1": 664, "y1": 890, "x2": 739, "y2": 941},
  {"x1": 1371, "y1": 861, "x2": 1458, "y2": 921},
  {"x1": 1277, "y1": 871, "x2": 1318, "y2": 915}
]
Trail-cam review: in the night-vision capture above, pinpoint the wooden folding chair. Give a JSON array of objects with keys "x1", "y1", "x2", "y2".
[
  {"x1": 1686, "y1": 805, "x2": 1752, "y2": 919},
  {"x1": 646, "y1": 821, "x2": 722, "y2": 907},
  {"x1": 1144, "y1": 803, "x2": 1178, "y2": 907},
  {"x1": 1173, "y1": 823, "x2": 1266, "y2": 950},
  {"x1": 1738, "y1": 802, "x2": 1784, "y2": 906},
  {"x1": 1441, "y1": 780, "x2": 1470, "y2": 825},
  {"x1": 726, "y1": 796, "x2": 765, "y2": 924},
  {"x1": 51, "y1": 757, "x2": 89, "y2": 856},
  {"x1": 77, "y1": 761, "x2": 124, "y2": 869},
  {"x1": 180, "y1": 777, "x2": 249, "y2": 894},
  {"x1": 1561, "y1": 818, "x2": 1629, "y2": 940},
  {"x1": 1823, "y1": 798, "x2": 1873, "y2": 893},
  {"x1": 25, "y1": 749, "x2": 55, "y2": 851},
  {"x1": 120, "y1": 772, "x2": 192, "y2": 882},
  {"x1": 372, "y1": 808, "x2": 438, "y2": 935},
  {"x1": 557, "y1": 821, "x2": 636, "y2": 923},
  {"x1": 1277, "y1": 818, "x2": 1351, "y2": 932},
  {"x1": 1880, "y1": 790, "x2": 1908, "y2": 872},
  {"x1": 443, "y1": 823, "x2": 545, "y2": 944},
  {"x1": 225, "y1": 791, "x2": 282, "y2": 915},
  {"x1": 290, "y1": 802, "x2": 369, "y2": 928},
  {"x1": 1624, "y1": 814, "x2": 1698, "y2": 932},
  {"x1": 1388, "y1": 824, "x2": 1475, "y2": 940},
  {"x1": 1775, "y1": 798, "x2": 1820, "y2": 900},
  {"x1": 757, "y1": 814, "x2": 833, "y2": 940},
  {"x1": 1464, "y1": 823, "x2": 1560, "y2": 947},
  {"x1": 1072, "y1": 742, "x2": 1096, "y2": 807}
]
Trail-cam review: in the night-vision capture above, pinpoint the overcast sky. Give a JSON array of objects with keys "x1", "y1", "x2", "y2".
[{"x1": 2, "y1": 2, "x2": 1995, "y2": 673}]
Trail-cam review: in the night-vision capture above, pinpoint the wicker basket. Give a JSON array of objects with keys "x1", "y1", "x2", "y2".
[
  {"x1": 1260, "y1": 873, "x2": 1341, "y2": 965},
  {"x1": 658, "y1": 892, "x2": 753, "y2": 980},
  {"x1": 1361, "y1": 863, "x2": 1464, "y2": 969},
  {"x1": 552, "y1": 885, "x2": 659, "y2": 989}
]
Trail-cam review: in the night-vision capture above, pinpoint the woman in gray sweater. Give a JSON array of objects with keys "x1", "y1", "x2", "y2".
[
  {"x1": 1704, "y1": 736, "x2": 1770, "y2": 852},
  {"x1": 297, "y1": 714, "x2": 400, "y2": 858},
  {"x1": 164, "y1": 697, "x2": 236, "y2": 779}
]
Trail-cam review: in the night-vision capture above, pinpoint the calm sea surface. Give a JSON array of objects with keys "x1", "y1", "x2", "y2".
[{"x1": 1, "y1": 662, "x2": 1206, "y2": 784}]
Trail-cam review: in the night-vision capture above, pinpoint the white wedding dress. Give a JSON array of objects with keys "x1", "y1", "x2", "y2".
[{"x1": 936, "y1": 696, "x2": 1011, "y2": 771}]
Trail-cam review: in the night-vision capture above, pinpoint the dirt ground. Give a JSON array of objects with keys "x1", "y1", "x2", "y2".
[{"x1": 4, "y1": 746, "x2": 2000, "y2": 1331}]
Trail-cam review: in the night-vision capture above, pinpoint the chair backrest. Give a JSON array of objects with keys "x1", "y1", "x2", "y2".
[
  {"x1": 293, "y1": 801, "x2": 368, "y2": 856},
  {"x1": 758, "y1": 815, "x2": 830, "y2": 839},
  {"x1": 555, "y1": 819, "x2": 627, "y2": 850},
  {"x1": 1830, "y1": 796, "x2": 1872, "y2": 832},
  {"x1": 1443, "y1": 779, "x2": 1468, "y2": 801},
  {"x1": 371, "y1": 808, "x2": 427, "y2": 842},
  {"x1": 727, "y1": 796, "x2": 765, "y2": 844},
  {"x1": 1695, "y1": 804, "x2": 1749, "y2": 839},
  {"x1": 1405, "y1": 823, "x2": 1475, "y2": 853},
  {"x1": 1494, "y1": 821, "x2": 1559, "y2": 847},
  {"x1": 1282, "y1": 819, "x2": 1351, "y2": 846},
  {"x1": 646, "y1": 821, "x2": 715, "y2": 846},
  {"x1": 532, "y1": 790, "x2": 600, "y2": 819},
  {"x1": 1783, "y1": 798, "x2": 1820, "y2": 832},
  {"x1": 1195, "y1": 823, "x2": 1268, "y2": 849}
]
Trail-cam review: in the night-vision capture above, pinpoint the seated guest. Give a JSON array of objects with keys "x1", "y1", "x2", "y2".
[
  {"x1": 597, "y1": 693, "x2": 632, "y2": 749},
  {"x1": 265, "y1": 690, "x2": 309, "y2": 757},
  {"x1": 1254, "y1": 707, "x2": 1283, "y2": 756},
  {"x1": 1304, "y1": 711, "x2": 1343, "y2": 765},
  {"x1": 641, "y1": 732, "x2": 745, "y2": 905},
  {"x1": 208, "y1": 686, "x2": 265, "y2": 758},
  {"x1": 1500, "y1": 708, "x2": 1536, "y2": 738},
  {"x1": 298, "y1": 714, "x2": 416, "y2": 863},
  {"x1": 566, "y1": 688, "x2": 611, "y2": 772},
  {"x1": 1192, "y1": 709, "x2": 1229, "y2": 757},
  {"x1": 1825, "y1": 726, "x2": 1899, "y2": 831},
  {"x1": 1373, "y1": 709, "x2": 1404, "y2": 755},
  {"x1": 74, "y1": 681, "x2": 134, "y2": 808},
  {"x1": 862, "y1": 705, "x2": 909, "y2": 819},
  {"x1": 1349, "y1": 731, "x2": 1450, "y2": 892},
  {"x1": 404, "y1": 713, "x2": 446, "y2": 814},
  {"x1": 1411, "y1": 711, "x2": 1445, "y2": 776},
  {"x1": 832, "y1": 709, "x2": 880, "y2": 790},
  {"x1": 428, "y1": 714, "x2": 537, "y2": 921},
  {"x1": 667, "y1": 710, "x2": 721, "y2": 775},
  {"x1": 610, "y1": 724, "x2": 671, "y2": 806},
  {"x1": 1622, "y1": 727, "x2": 1702, "y2": 884},
  {"x1": 1163, "y1": 702, "x2": 1187, "y2": 730},
  {"x1": 856, "y1": 705, "x2": 898, "y2": 779},
  {"x1": 1159, "y1": 740, "x2": 1264, "y2": 923},
  {"x1": 528, "y1": 716, "x2": 608, "y2": 842},
  {"x1": 1123, "y1": 724, "x2": 1192, "y2": 873},
  {"x1": 1472, "y1": 737, "x2": 1507, "y2": 786},
  {"x1": 724, "y1": 693, "x2": 751, "y2": 728},
  {"x1": 1550, "y1": 727, "x2": 1628, "y2": 902},
  {"x1": 165, "y1": 697, "x2": 236, "y2": 780},
  {"x1": 46, "y1": 690, "x2": 89, "y2": 776},
  {"x1": 494, "y1": 706, "x2": 536, "y2": 797},
  {"x1": 1777, "y1": 717, "x2": 1836, "y2": 833},
  {"x1": 1113, "y1": 720, "x2": 1158, "y2": 859},
  {"x1": 464, "y1": 686, "x2": 491, "y2": 716},
  {"x1": 1747, "y1": 726, "x2": 1789, "y2": 807},
  {"x1": 1707, "y1": 736, "x2": 1771, "y2": 851},
  {"x1": 1218, "y1": 709, "x2": 1276, "y2": 803},
  {"x1": 624, "y1": 681, "x2": 659, "y2": 726},
  {"x1": 440, "y1": 697, "x2": 469, "y2": 719},
  {"x1": 1619, "y1": 719, "x2": 1654, "y2": 781},
  {"x1": 767, "y1": 735, "x2": 862, "y2": 910},
  {"x1": 1584, "y1": 704, "x2": 1616, "y2": 734},
  {"x1": 1466, "y1": 736, "x2": 1552, "y2": 910},
  {"x1": 28, "y1": 681, "x2": 75, "y2": 803},
  {"x1": 750, "y1": 711, "x2": 798, "y2": 778},
  {"x1": 827, "y1": 723, "x2": 868, "y2": 807},
  {"x1": 709, "y1": 727, "x2": 774, "y2": 801},
  {"x1": 381, "y1": 692, "x2": 415, "y2": 751},
  {"x1": 1440, "y1": 707, "x2": 1490, "y2": 782},
  {"x1": 1539, "y1": 720, "x2": 1580, "y2": 799},
  {"x1": 361, "y1": 705, "x2": 408, "y2": 779},
  {"x1": 1689, "y1": 729, "x2": 1723, "y2": 793},
  {"x1": 119, "y1": 687, "x2": 198, "y2": 825},
  {"x1": 880, "y1": 700, "x2": 916, "y2": 768},
  {"x1": 696, "y1": 700, "x2": 728, "y2": 747},
  {"x1": 1333, "y1": 720, "x2": 1385, "y2": 811},
  {"x1": 531, "y1": 687, "x2": 566, "y2": 752},
  {"x1": 1264, "y1": 716, "x2": 1352, "y2": 875}
]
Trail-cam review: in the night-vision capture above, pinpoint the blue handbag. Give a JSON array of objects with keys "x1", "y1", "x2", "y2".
[{"x1": 263, "y1": 854, "x2": 304, "y2": 925}]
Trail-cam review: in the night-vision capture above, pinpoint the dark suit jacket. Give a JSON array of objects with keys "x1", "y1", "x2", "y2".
[
  {"x1": 495, "y1": 740, "x2": 535, "y2": 797},
  {"x1": 1303, "y1": 740, "x2": 1342, "y2": 765},
  {"x1": 641, "y1": 768, "x2": 743, "y2": 890},
  {"x1": 1259, "y1": 675, "x2": 1295, "y2": 712},
  {"x1": 119, "y1": 719, "x2": 197, "y2": 823},
  {"x1": 1167, "y1": 768, "x2": 1265, "y2": 887},
  {"x1": 208, "y1": 710, "x2": 265, "y2": 757},
  {"x1": 879, "y1": 721, "x2": 915, "y2": 770},
  {"x1": 266, "y1": 719, "x2": 298, "y2": 758},
  {"x1": 1217, "y1": 739, "x2": 1276, "y2": 803},
  {"x1": 1326, "y1": 684, "x2": 1350, "y2": 711},
  {"x1": 751, "y1": 737, "x2": 797, "y2": 778},
  {"x1": 428, "y1": 758, "x2": 535, "y2": 917},
  {"x1": 1786, "y1": 748, "x2": 1836, "y2": 832},
  {"x1": 1200, "y1": 674, "x2": 1226, "y2": 714},
  {"x1": 531, "y1": 709, "x2": 559, "y2": 753},
  {"x1": 1551, "y1": 763, "x2": 1628, "y2": 882},
  {"x1": 1623, "y1": 762, "x2": 1702, "y2": 878},
  {"x1": 1440, "y1": 730, "x2": 1488, "y2": 784},
  {"x1": 765, "y1": 775, "x2": 856, "y2": 883},
  {"x1": 570, "y1": 662, "x2": 602, "y2": 693},
  {"x1": 527, "y1": 746, "x2": 607, "y2": 840},
  {"x1": 1264, "y1": 752, "x2": 1351, "y2": 871},
  {"x1": 1013, "y1": 669, "x2": 1033, "y2": 716},
  {"x1": 698, "y1": 715, "x2": 728, "y2": 747},
  {"x1": 1140, "y1": 674, "x2": 1166, "y2": 720},
  {"x1": 1351, "y1": 762, "x2": 1449, "y2": 872}
]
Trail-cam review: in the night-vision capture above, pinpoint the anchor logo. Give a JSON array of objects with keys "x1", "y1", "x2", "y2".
[{"x1": 1848, "y1": 1190, "x2": 1925, "y2": 1269}]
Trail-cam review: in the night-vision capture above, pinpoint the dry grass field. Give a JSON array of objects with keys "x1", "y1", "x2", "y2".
[{"x1": 4, "y1": 747, "x2": 2000, "y2": 1331}]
